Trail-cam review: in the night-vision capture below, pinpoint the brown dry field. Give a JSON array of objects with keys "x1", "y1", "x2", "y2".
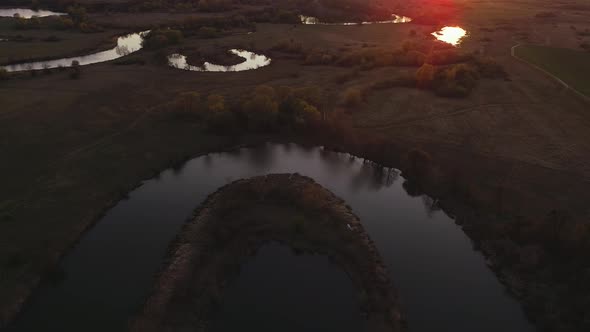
[{"x1": 1, "y1": 0, "x2": 590, "y2": 327}]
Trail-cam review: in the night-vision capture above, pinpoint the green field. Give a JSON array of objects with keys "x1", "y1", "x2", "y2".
[{"x1": 515, "y1": 44, "x2": 590, "y2": 97}]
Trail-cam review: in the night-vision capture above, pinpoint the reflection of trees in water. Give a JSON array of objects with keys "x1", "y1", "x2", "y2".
[
  {"x1": 245, "y1": 144, "x2": 276, "y2": 170},
  {"x1": 402, "y1": 179, "x2": 441, "y2": 217},
  {"x1": 202, "y1": 154, "x2": 213, "y2": 169},
  {"x1": 115, "y1": 45, "x2": 130, "y2": 56},
  {"x1": 421, "y1": 196, "x2": 441, "y2": 217},
  {"x1": 319, "y1": 148, "x2": 352, "y2": 176},
  {"x1": 350, "y1": 161, "x2": 399, "y2": 192}
]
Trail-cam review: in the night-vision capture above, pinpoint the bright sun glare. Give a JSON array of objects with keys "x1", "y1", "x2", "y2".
[{"x1": 432, "y1": 26, "x2": 467, "y2": 46}]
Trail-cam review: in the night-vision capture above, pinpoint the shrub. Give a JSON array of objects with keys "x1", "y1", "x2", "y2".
[
  {"x1": 175, "y1": 91, "x2": 202, "y2": 114},
  {"x1": 142, "y1": 29, "x2": 183, "y2": 49},
  {"x1": 403, "y1": 149, "x2": 433, "y2": 177},
  {"x1": 415, "y1": 63, "x2": 435, "y2": 88},
  {"x1": 0, "y1": 68, "x2": 9, "y2": 80},
  {"x1": 242, "y1": 86, "x2": 279, "y2": 130},
  {"x1": 473, "y1": 56, "x2": 506, "y2": 78},
  {"x1": 112, "y1": 57, "x2": 146, "y2": 66},
  {"x1": 433, "y1": 63, "x2": 479, "y2": 97},
  {"x1": 197, "y1": 26, "x2": 219, "y2": 39},
  {"x1": 426, "y1": 49, "x2": 472, "y2": 65},
  {"x1": 207, "y1": 94, "x2": 225, "y2": 113},
  {"x1": 342, "y1": 87, "x2": 362, "y2": 107},
  {"x1": 535, "y1": 11, "x2": 557, "y2": 19},
  {"x1": 69, "y1": 60, "x2": 81, "y2": 79},
  {"x1": 272, "y1": 39, "x2": 304, "y2": 54},
  {"x1": 278, "y1": 96, "x2": 321, "y2": 128},
  {"x1": 67, "y1": 5, "x2": 88, "y2": 25},
  {"x1": 198, "y1": 0, "x2": 231, "y2": 12}
]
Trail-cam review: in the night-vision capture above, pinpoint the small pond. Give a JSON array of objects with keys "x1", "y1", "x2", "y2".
[
  {"x1": 0, "y1": 8, "x2": 66, "y2": 18},
  {"x1": 167, "y1": 49, "x2": 271, "y2": 72},
  {"x1": 432, "y1": 26, "x2": 468, "y2": 46},
  {"x1": 2, "y1": 31, "x2": 147, "y2": 72},
  {"x1": 7, "y1": 144, "x2": 534, "y2": 332}
]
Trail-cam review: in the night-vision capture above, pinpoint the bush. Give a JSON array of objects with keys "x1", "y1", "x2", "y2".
[
  {"x1": 175, "y1": 91, "x2": 202, "y2": 114},
  {"x1": 207, "y1": 94, "x2": 225, "y2": 113},
  {"x1": 198, "y1": 0, "x2": 231, "y2": 12},
  {"x1": 0, "y1": 68, "x2": 9, "y2": 80},
  {"x1": 242, "y1": 86, "x2": 279, "y2": 130},
  {"x1": 142, "y1": 29, "x2": 183, "y2": 49},
  {"x1": 415, "y1": 63, "x2": 435, "y2": 88},
  {"x1": 426, "y1": 49, "x2": 472, "y2": 65},
  {"x1": 433, "y1": 64, "x2": 479, "y2": 98},
  {"x1": 278, "y1": 96, "x2": 321, "y2": 128},
  {"x1": 197, "y1": 26, "x2": 219, "y2": 39},
  {"x1": 67, "y1": 5, "x2": 88, "y2": 25},
  {"x1": 272, "y1": 39, "x2": 304, "y2": 54},
  {"x1": 69, "y1": 60, "x2": 81, "y2": 79},
  {"x1": 473, "y1": 56, "x2": 506, "y2": 78},
  {"x1": 112, "y1": 56, "x2": 146, "y2": 66},
  {"x1": 342, "y1": 87, "x2": 362, "y2": 107},
  {"x1": 403, "y1": 149, "x2": 433, "y2": 177}
]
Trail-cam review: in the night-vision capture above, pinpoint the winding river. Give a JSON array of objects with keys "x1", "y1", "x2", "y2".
[
  {"x1": 7, "y1": 144, "x2": 533, "y2": 332},
  {"x1": 167, "y1": 49, "x2": 271, "y2": 72},
  {"x1": 2, "y1": 31, "x2": 147, "y2": 72},
  {"x1": 0, "y1": 8, "x2": 66, "y2": 18}
]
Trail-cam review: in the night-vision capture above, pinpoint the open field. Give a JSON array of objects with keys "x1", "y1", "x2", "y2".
[
  {"x1": 514, "y1": 44, "x2": 590, "y2": 96},
  {"x1": 0, "y1": 18, "x2": 121, "y2": 64},
  {"x1": 1, "y1": 0, "x2": 590, "y2": 330}
]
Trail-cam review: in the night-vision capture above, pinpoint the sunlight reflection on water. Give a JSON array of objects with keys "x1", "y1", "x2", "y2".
[
  {"x1": 432, "y1": 26, "x2": 468, "y2": 46},
  {"x1": 167, "y1": 49, "x2": 271, "y2": 72}
]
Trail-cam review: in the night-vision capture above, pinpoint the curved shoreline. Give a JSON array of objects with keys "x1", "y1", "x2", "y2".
[
  {"x1": 167, "y1": 49, "x2": 271, "y2": 72},
  {"x1": 2, "y1": 31, "x2": 148, "y2": 72},
  {"x1": 132, "y1": 174, "x2": 404, "y2": 331}
]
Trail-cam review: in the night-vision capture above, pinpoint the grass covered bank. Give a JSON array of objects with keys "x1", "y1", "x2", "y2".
[{"x1": 514, "y1": 44, "x2": 590, "y2": 97}]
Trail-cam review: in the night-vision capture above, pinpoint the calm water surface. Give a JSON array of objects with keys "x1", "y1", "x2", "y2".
[
  {"x1": 210, "y1": 243, "x2": 362, "y2": 332},
  {"x1": 0, "y1": 8, "x2": 65, "y2": 18},
  {"x1": 3, "y1": 31, "x2": 147, "y2": 72},
  {"x1": 8, "y1": 144, "x2": 534, "y2": 332},
  {"x1": 432, "y1": 26, "x2": 468, "y2": 46},
  {"x1": 168, "y1": 49, "x2": 271, "y2": 72}
]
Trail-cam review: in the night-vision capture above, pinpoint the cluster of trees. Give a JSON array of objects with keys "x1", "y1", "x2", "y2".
[
  {"x1": 469, "y1": 210, "x2": 590, "y2": 331},
  {"x1": 141, "y1": 28, "x2": 183, "y2": 49},
  {"x1": 0, "y1": 68, "x2": 8, "y2": 81},
  {"x1": 179, "y1": 15, "x2": 254, "y2": 35},
  {"x1": 247, "y1": 8, "x2": 301, "y2": 24},
  {"x1": 415, "y1": 56, "x2": 506, "y2": 97},
  {"x1": 272, "y1": 38, "x2": 472, "y2": 70},
  {"x1": 129, "y1": 0, "x2": 232, "y2": 12},
  {"x1": 13, "y1": 5, "x2": 100, "y2": 32},
  {"x1": 169, "y1": 85, "x2": 323, "y2": 133}
]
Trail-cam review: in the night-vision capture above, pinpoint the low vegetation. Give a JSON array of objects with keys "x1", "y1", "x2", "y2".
[
  {"x1": 141, "y1": 28, "x2": 183, "y2": 49},
  {"x1": 515, "y1": 45, "x2": 590, "y2": 96},
  {"x1": 167, "y1": 85, "x2": 323, "y2": 132}
]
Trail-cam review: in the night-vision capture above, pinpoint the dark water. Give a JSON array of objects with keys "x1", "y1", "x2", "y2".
[
  {"x1": 8, "y1": 143, "x2": 534, "y2": 332},
  {"x1": 209, "y1": 243, "x2": 362, "y2": 332}
]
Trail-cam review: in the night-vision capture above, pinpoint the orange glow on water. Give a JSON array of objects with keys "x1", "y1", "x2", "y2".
[{"x1": 432, "y1": 26, "x2": 467, "y2": 46}]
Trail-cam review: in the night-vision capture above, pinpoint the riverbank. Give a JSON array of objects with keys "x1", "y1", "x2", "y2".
[{"x1": 132, "y1": 174, "x2": 404, "y2": 331}]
